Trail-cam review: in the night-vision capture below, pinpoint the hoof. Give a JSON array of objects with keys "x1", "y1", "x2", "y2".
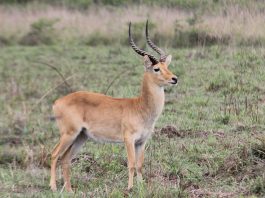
[
  {"x1": 50, "y1": 185, "x2": 57, "y2": 192},
  {"x1": 137, "y1": 175, "x2": 143, "y2": 182},
  {"x1": 127, "y1": 186, "x2": 133, "y2": 191},
  {"x1": 66, "y1": 188, "x2": 74, "y2": 193}
]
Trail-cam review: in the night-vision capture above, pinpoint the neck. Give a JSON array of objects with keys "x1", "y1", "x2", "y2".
[{"x1": 138, "y1": 73, "x2": 165, "y2": 121}]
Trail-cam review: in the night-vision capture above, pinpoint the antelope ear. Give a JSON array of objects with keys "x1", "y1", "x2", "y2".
[
  {"x1": 165, "y1": 55, "x2": 172, "y2": 66},
  {"x1": 144, "y1": 55, "x2": 153, "y2": 70}
]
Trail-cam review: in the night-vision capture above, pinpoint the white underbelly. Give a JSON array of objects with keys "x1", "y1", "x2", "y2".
[{"x1": 85, "y1": 130, "x2": 123, "y2": 143}]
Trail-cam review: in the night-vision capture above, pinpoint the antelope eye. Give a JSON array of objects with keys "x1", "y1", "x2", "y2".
[{"x1": 154, "y1": 68, "x2": 160, "y2": 72}]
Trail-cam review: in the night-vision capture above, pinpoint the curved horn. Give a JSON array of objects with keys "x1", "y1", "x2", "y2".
[
  {"x1": 129, "y1": 22, "x2": 159, "y2": 65},
  {"x1": 145, "y1": 20, "x2": 167, "y2": 61}
]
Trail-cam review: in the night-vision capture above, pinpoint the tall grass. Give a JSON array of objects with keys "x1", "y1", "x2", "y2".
[{"x1": 0, "y1": 4, "x2": 264, "y2": 47}]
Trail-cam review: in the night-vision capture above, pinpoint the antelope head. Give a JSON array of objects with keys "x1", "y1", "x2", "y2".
[{"x1": 129, "y1": 20, "x2": 178, "y2": 87}]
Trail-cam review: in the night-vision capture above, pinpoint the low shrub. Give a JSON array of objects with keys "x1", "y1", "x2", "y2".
[
  {"x1": 84, "y1": 32, "x2": 116, "y2": 46},
  {"x1": 173, "y1": 28, "x2": 230, "y2": 47},
  {"x1": 20, "y1": 18, "x2": 59, "y2": 46},
  {"x1": 0, "y1": 36, "x2": 14, "y2": 46}
]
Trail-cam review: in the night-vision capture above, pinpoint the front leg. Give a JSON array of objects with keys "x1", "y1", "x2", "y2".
[
  {"x1": 135, "y1": 142, "x2": 146, "y2": 182},
  {"x1": 124, "y1": 136, "x2": 136, "y2": 190}
]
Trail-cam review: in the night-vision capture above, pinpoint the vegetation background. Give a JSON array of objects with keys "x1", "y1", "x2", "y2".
[{"x1": 0, "y1": 0, "x2": 265, "y2": 197}]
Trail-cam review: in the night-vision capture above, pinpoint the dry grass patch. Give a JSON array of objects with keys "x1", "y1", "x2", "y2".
[{"x1": 0, "y1": 4, "x2": 264, "y2": 46}]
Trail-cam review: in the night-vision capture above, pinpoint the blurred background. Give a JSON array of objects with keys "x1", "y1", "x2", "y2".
[
  {"x1": 0, "y1": 0, "x2": 265, "y2": 197},
  {"x1": 0, "y1": 0, "x2": 265, "y2": 47}
]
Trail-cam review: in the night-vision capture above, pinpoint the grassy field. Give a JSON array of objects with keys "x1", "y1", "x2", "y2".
[
  {"x1": 0, "y1": 44, "x2": 265, "y2": 197},
  {"x1": 1, "y1": 3, "x2": 265, "y2": 47}
]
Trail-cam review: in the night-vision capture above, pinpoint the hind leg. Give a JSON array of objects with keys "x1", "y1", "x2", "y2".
[
  {"x1": 61, "y1": 131, "x2": 88, "y2": 192},
  {"x1": 50, "y1": 133, "x2": 77, "y2": 192}
]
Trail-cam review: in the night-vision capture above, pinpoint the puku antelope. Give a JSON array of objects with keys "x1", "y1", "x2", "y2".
[{"x1": 49, "y1": 20, "x2": 178, "y2": 192}]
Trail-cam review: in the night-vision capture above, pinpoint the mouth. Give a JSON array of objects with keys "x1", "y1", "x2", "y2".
[
  {"x1": 169, "y1": 81, "x2": 178, "y2": 85},
  {"x1": 168, "y1": 77, "x2": 178, "y2": 85}
]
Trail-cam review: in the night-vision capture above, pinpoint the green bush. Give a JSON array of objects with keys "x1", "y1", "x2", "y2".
[
  {"x1": 1, "y1": 0, "x2": 264, "y2": 11},
  {"x1": 20, "y1": 18, "x2": 59, "y2": 46},
  {"x1": 84, "y1": 32, "x2": 115, "y2": 46},
  {"x1": 0, "y1": 0, "x2": 32, "y2": 4},
  {"x1": 217, "y1": 115, "x2": 230, "y2": 125},
  {"x1": 0, "y1": 36, "x2": 15, "y2": 46},
  {"x1": 173, "y1": 27, "x2": 230, "y2": 47},
  {"x1": 61, "y1": 0, "x2": 93, "y2": 9}
]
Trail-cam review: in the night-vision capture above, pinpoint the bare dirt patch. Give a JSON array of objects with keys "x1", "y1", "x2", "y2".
[
  {"x1": 0, "y1": 136, "x2": 22, "y2": 146},
  {"x1": 158, "y1": 125, "x2": 225, "y2": 139}
]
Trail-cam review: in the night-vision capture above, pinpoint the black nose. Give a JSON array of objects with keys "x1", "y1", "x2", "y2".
[{"x1": 172, "y1": 77, "x2": 178, "y2": 84}]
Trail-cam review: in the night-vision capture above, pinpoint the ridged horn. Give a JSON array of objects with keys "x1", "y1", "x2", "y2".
[
  {"x1": 145, "y1": 20, "x2": 167, "y2": 62},
  {"x1": 129, "y1": 22, "x2": 159, "y2": 65}
]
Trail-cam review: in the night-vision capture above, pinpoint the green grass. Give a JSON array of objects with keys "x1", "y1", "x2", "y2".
[{"x1": 0, "y1": 45, "x2": 265, "y2": 197}]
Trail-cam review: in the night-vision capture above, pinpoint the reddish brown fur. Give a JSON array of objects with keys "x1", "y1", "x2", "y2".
[{"x1": 49, "y1": 55, "x2": 177, "y2": 192}]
